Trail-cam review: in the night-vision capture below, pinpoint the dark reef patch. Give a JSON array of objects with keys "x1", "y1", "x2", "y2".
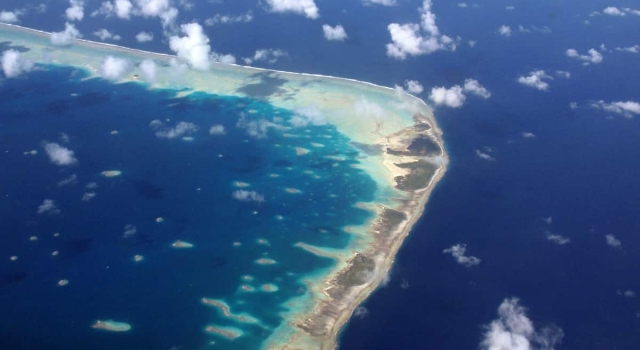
[{"x1": 394, "y1": 160, "x2": 438, "y2": 191}]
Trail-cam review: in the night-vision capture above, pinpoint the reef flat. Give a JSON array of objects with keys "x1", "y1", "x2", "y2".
[{"x1": 0, "y1": 24, "x2": 446, "y2": 350}]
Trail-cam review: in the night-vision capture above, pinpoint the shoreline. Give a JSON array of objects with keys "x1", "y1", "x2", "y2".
[{"x1": 0, "y1": 23, "x2": 447, "y2": 350}]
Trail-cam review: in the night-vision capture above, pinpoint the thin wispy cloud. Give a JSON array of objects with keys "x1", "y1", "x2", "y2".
[
  {"x1": 232, "y1": 190, "x2": 265, "y2": 202},
  {"x1": 151, "y1": 120, "x2": 199, "y2": 139},
  {"x1": 37, "y1": 199, "x2": 60, "y2": 215},
  {"x1": 546, "y1": 232, "x2": 570, "y2": 245},
  {"x1": 591, "y1": 100, "x2": 640, "y2": 118}
]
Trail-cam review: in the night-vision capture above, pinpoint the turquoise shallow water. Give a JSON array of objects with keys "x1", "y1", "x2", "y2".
[{"x1": 0, "y1": 66, "x2": 377, "y2": 349}]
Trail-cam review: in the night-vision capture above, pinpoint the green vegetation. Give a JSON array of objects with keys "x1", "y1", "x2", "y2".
[
  {"x1": 387, "y1": 135, "x2": 441, "y2": 157},
  {"x1": 394, "y1": 160, "x2": 438, "y2": 191},
  {"x1": 379, "y1": 207, "x2": 407, "y2": 234},
  {"x1": 335, "y1": 254, "x2": 376, "y2": 287}
]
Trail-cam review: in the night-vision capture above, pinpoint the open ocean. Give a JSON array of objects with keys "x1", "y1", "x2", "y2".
[{"x1": 1, "y1": 0, "x2": 639, "y2": 349}]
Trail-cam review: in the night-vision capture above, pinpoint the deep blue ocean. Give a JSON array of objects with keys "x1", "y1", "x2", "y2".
[{"x1": 2, "y1": 0, "x2": 640, "y2": 349}]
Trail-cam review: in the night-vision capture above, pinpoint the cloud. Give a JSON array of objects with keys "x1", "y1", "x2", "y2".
[
  {"x1": 66, "y1": 0, "x2": 84, "y2": 21},
  {"x1": 354, "y1": 96, "x2": 385, "y2": 122},
  {"x1": 566, "y1": 48, "x2": 603, "y2": 65},
  {"x1": 243, "y1": 48, "x2": 288, "y2": 65},
  {"x1": 498, "y1": 25, "x2": 512, "y2": 37},
  {"x1": 481, "y1": 298, "x2": 564, "y2": 350},
  {"x1": 51, "y1": 22, "x2": 81, "y2": 46},
  {"x1": 169, "y1": 23, "x2": 212, "y2": 70},
  {"x1": 123, "y1": 224, "x2": 137, "y2": 238},
  {"x1": 569, "y1": 102, "x2": 578, "y2": 110},
  {"x1": 361, "y1": 0, "x2": 397, "y2": 5},
  {"x1": 263, "y1": 0, "x2": 319, "y2": 19},
  {"x1": 289, "y1": 106, "x2": 326, "y2": 127},
  {"x1": 522, "y1": 132, "x2": 536, "y2": 139},
  {"x1": 113, "y1": 0, "x2": 134, "y2": 18},
  {"x1": 617, "y1": 290, "x2": 636, "y2": 298},
  {"x1": 100, "y1": 56, "x2": 131, "y2": 81},
  {"x1": 506, "y1": 6, "x2": 515, "y2": 10},
  {"x1": 603, "y1": 7, "x2": 625, "y2": 16},
  {"x1": 0, "y1": 10, "x2": 21, "y2": 23},
  {"x1": 136, "y1": 31, "x2": 154, "y2": 42},
  {"x1": 458, "y1": 3, "x2": 468, "y2": 8},
  {"x1": 443, "y1": 244, "x2": 481, "y2": 267},
  {"x1": 615, "y1": 45, "x2": 640, "y2": 53},
  {"x1": 204, "y1": 11, "x2": 254, "y2": 26},
  {"x1": 555, "y1": 70, "x2": 571, "y2": 79},
  {"x1": 463, "y1": 79, "x2": 491, "y2": 98},
  {"x1": 476, "y1": 149, "x2": 495, "y2": 161},
  {"x1": 517, "y1": 70, "x2": 552, "y2": 91},
  {"x1": 429, "y1": 85, "x2": 465, "y2": 108},
  {"x1": 353, "y1": 306, "x2": 370, "y2": 319},
  {"x1": 425, "y1": 154, "x2": 449, "y2": 166},
  {"x1": 138, "y1": 59, "x2": 157, "y2": 83},
  {"x1": 57, "y1": 174, "x2": 78, "y2": 187},
  {"x1": 42, "y1": 142, "x2": 78, "y2": 166},
  {"x1": 323, "y1": 24, "x2": 348, "y2": 41},
  {"x1": 546, "y1": 232, "x2": 570, "y2": 245},
  {"x1": 606, "y1": 234, "x2": 622, "y2": 248},
  {"x1": 211, "y1": 52, "x2": 237, "y2": 64},
  {"x1": 1, "y1": 49, "x2": 34, "y2": 78},
  {"x1": 37, "y1": 199, "x2": 60, "y2": 215},
  {"x1": 209, "y1": 125, "x2": 225, "y2": 135},
  {"x1": 81, "y1": 192, "x2": 96, "y2": 201},
  {"x1": 386, "y1": 0, "x2": 456, "y2": 59},
  {"x1": 404, "y1": 80, "x2": 424, "y2": 94},
  {"x1": 233, "y1": 190, "x2": 265, "y2": 202},
  {"x1": 94, "y1": 29, "x2": 121, "y2": 41},
  {"x1": 236, "y1": 113, "x2": 268, "y2": 138},
  {"x1": 151, "y1": 120, "x2": 199, "y2": 139},
  {"x1": 590, "y1": 100, "x2": 640, "y2": 118}
]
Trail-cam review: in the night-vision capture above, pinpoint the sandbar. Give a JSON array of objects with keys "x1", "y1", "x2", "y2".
[
  {"x1": 101, "y1": 170, "x2": 122, "y2": 177},
  {"x1": 91, "y1": 320, "x2": 131, "y2": 332},
  {"x1": 172, "y1": 240, "x2": 194, "y2": 248}
]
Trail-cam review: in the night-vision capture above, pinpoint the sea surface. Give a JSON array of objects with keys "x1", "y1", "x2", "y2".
[
  {"x1": 0, "y1": 65, "x2": 377, "y2": 349},
  {"x1": 1, "y1": 0, "x2": 639, "y2": 349}
]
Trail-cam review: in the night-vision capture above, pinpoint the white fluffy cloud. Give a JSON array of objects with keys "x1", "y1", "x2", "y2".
[
  {"x1": 555, "y1": 70, "x2": 571, "y2": 79},
  {"x1": 37, "y1": 199, "x2": 61, "y2": 215},
  {"x1": 566, "y1": 48, "x2": 603, "y2": 65},
  {"x1": 169, "y1": 23, "x2": 211, "y2": 70},
  {"x1": 606, "y1": 234, "x2": 622, "y2": 248},
  {"x1": 138, "y1": 59, "x2": 157, "y2": 83},
  {"x1": 236, "y1": 113, "x2": 268, "y2": 138},
  {"x1": 361, "y1": 0, "x2": 397, "y2": 5},
  {"x1": 209, "y1": 125, "x2": 225, "y2": 135},
  {"x1": 547, "y1": 232, "x2": 570, "y2": 245},
  {"x1": 0, "y1": 10, "x2": 21, "y2": 23},
  {"x1": 386, "y1": 0, "x2": 456, "y2": 59},
  {"x1": 151, "y1": 120, "x2": 199, "y2": 139},
  {"x1": 599, "y1": 7, "x2": 640, "y2": 16},
  {"x1": 429, "y1": 85, "x2": 465, "y2": 108},
  {"x1": 51, "y1": 22, "x2": 81, "y2": 46},
  {"x1": 42, "y1": 142, "x2": 78, "y2": 166},
  {"x1": 243, "y1": 48, "x2": 288, "y2": 65},
  {"x1": 481, "y1": 298, "x2": 564, "y2": 350},
  {"x1": 135, "y1": 31, "x2": 154, "y2": 42},
  {"x1": 205, "y1": 11, "x2": 254, "y2": 26},
  {"x1": 615, "y1": 45, "x2": 640, "y2": 53},
  {"x1": 404, "y1": 80, "x2": 424, "y2": 94},
  {"x1": 443, "y1": 244, "x2": 481, "y2": 267},
  {"x1": 463, "y1": 79, "x2": 491, "y2": 98},
  {"x1": 232, "y1": 190, "x2": 265, "y2": 202},
  {"x1": 591, "y1": 100, "x2": 640, "y2": 118},
  {"x1": 1, "y1": 49, "x2": 34, "y2": 78},
  {"x1": 94, "y1": 29, "x2": 121, "y2": 41},
  {"x1": 517, "y1": 70, "x2": 552, "y2": 91},
  {"x1": 264, "y1": 0, "x2": 319, "y2": 19},
  {"x1": 498, "y1": 25, "x2": 512, "y2": 37},
  {"x1": 289, "y1": 106, "x2": 326, "y2": 127},
  {"x1": 211, "y1": 52, "x2": 237, "y2": 64},
  {"x1": 100, "y1": 56, "x2": 131, "y2": 81},
  {"x1": 66, "y1": 0, "x2": 84, "y2": 21},
  {"x1": 323, "y1": 24, "x2": 348, "y2": 41}
]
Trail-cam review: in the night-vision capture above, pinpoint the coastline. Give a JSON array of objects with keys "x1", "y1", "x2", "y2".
[{"x1": 0, "y1": 23, "x2": 447, "y2": 350}]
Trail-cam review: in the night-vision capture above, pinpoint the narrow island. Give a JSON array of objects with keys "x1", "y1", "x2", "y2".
[{"x1": 0, "y1": 23, "x2": 447, "y2": 350}]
